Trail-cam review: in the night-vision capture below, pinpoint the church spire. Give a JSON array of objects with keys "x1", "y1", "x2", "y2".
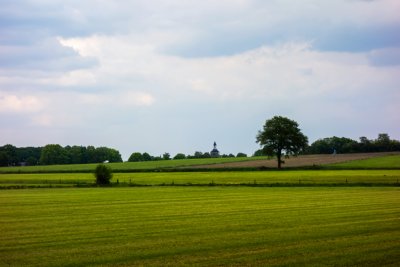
[{"x1": 211, "y1": 141, "x2": 220, "y2": 158}]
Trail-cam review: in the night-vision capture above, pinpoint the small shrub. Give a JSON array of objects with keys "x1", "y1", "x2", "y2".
[{"x1": 94, "y1": 164, "x2": 113, "y2": 185}]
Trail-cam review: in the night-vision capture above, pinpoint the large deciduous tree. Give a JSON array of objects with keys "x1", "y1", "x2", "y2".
[{"x1": 256, "y1": 116, "x2": 308, "y2": 169}]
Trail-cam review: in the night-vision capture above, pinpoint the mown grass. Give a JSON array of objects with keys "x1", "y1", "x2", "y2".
[
  {"x1": 1, "y1": 170, "x2": 399, "y2": 187},
  {"x1": 113, "y1": 170, "x2": 400, "y2": 186},
  {"x1": 1, "y1": 154, "x2": 398, "y2": 174},
  {"x1": 1, "y1": 187, "x2": 399, "y2": 266},
  {"x1": 327, "y1": 154, "x2": 400, "y2": 169},
  {"x1": 0, "y1": 156, "x2": 268, "y2": 174}
]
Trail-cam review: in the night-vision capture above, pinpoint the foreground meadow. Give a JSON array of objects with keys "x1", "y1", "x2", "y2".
[{"x1": 1, "y1": 187, "x2": 399, "y2": 266}]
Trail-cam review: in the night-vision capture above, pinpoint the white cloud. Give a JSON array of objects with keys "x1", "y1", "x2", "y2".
[
  {"x1": 38, "y1": 69, "x2": 97, "y2": 87},
  {"x1": 343, "y1": 0, "x2": 400, "y2": 25},
  {"x1": 0, "y1": 93, "x2": 43, "y2": 113},
  {"x1": 31, "y1": 114, "x2": 53, "y2": 127},
  {"x1": 77, "y1": 91, "x2": 155, "y2": 107},
  {"x1": 120, "y1": 92, "x2": 155, "y2": 107},
  {"x1": 78, "y1": 93, "x2": 105, "y2": 105},
  {"x1": 55, "y1": 32, "x2": 399, "y2": 108}
]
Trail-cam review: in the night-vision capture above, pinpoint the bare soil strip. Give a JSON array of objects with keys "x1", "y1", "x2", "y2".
[{"x1": 183, "y1": 152, "x2": 399, "y2": 169}]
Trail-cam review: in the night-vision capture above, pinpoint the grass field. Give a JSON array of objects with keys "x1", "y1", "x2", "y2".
[
  {"x1": 0, "y1": 157, "x2": 267, "y2": 174},
  {"x1": 1, "y1": 187, "x2": 399, "y2": 266},
  {"x1": 1, "y1": 153, "x2": 398, "y2": 174},
  {"x1": 328, "y1": 154, "x2": 400, "y2": 169},
  {"x1": 1, "y1": 153, "x2": 399, "y2": 265},
  {"x1": 1, "y1": 170, "x2": 400, "y2": 187}
]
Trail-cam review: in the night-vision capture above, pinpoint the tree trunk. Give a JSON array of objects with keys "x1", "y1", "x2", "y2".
[{"x1": 277, "y1": 150, "x2": 282, "y2": 169}]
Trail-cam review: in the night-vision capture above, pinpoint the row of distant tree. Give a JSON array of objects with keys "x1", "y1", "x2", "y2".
[
  {"x1": 305, "y1": 134, "x2": 400, "y2": 154},
  {"x1": 0, "y1": 144, "x2": 122, "y2": 167},
  {"x1": 0, "y1": 133, "x2": 399, "y2": 166},
  {"x1": 0, "y1": 143, "x2": 249, "y2": 166},
  {"x1": 127, "y1": 151, "x2": 248, "y2": 162}
]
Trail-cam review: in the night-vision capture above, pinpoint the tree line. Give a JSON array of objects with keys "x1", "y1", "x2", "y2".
[
  {"x1": 127, "y1": 151, "x2": 248, "y2": 162},
  {"x1": 305, "y1": 134, "x2": 400, "y2": 154},
  {"x1": 0, "y1": 144, "x2": 122, "y2": 166}
]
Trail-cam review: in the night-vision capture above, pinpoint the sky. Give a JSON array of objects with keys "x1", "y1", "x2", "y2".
[{"x1": 1, "y1": 0, "x2": 399, "y2": 160}]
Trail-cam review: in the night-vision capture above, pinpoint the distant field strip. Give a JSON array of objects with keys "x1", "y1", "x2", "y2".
[
  {"x1": 0, "y1": 157, "x2": 268, "y2": 173},
  {"x1": 1, "y1": 153, "x2": 398, "y2": 174},
  {"x1": 1, "y1": 187, "x2": 399, "y2": 266},
  {"x1": 185, "y1": 152, "x2": 400, "y2": 169},
  {"x1": 1, "y1": 170, "x2": 399, "y2": 187},
  {"x1": 328, "y1": 154, "x2": 400, "y2": 169}
]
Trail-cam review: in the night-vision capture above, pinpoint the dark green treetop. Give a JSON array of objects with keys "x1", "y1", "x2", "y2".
[
  {"x1": 256, "y1": 116, "x2": 308, "y2": 169},
  {"x1": 94, "y1": 164, "x2": 113, "y2": 185}
]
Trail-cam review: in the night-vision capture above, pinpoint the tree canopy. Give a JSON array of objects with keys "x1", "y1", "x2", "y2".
[
  {"x1": 0, "y1": 144, "x2": 121, "y2": 166},
  {"x1": 307, "y1": 134, "x2": 400, "y2": 154},
  {"x1": 256, "y1": 116, "x2": 308, "y2": 168},
  {"x1": 173, "y1": 153, "x2": 186, "y2": 160},
  {"x1": 94, "y1": 164, "x2": 113, "y2": 185}
]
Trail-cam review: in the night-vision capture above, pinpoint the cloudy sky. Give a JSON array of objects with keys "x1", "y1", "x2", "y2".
[{"x1": 1, "y1": 0, "x2": 399, "y2": 160}]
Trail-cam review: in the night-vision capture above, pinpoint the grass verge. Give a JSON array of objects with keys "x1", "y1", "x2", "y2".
[{"x1": 1, "y1": 170, "x2": 399, "y2": 189}]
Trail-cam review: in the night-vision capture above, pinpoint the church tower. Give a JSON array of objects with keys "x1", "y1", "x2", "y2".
[{"x1": 210, "y1": 141, "x2": 220, "y2": 158}]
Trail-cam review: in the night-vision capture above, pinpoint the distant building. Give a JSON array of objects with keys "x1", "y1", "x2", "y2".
[{"x1": 210, "y1": 142, "x2": 220, "y2": 158}]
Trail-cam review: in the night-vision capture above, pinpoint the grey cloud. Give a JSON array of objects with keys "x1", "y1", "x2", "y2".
[
  {"x1": 0, "y1": 38, "x2": 97, "y2": 71},
  {"x1": 159, "y1": 2, "x2": 400, "y2": 57},
  {"x1": 0, "y1": 1, "x2": 146, "y2": 40},
  {"x1": 368, "y1": 48, "x2": 400, "y2": 66},
  {"x1": 2, "y1": 0, "x2": 400, "y2": 58},
  {"x1": 314, "y1": 24, "x2": 400, "y2": 53}
]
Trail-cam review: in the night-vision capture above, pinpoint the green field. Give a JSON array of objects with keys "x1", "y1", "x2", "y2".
[
  {"x1": 2, "y1": 153, "x2": 399, "y2": 266},
  {"x1": 1, "y1": 187, "x2": 399, "y2": 266},
  {"x1": 1, "y1": 154, "x2": 399, "y2": 174},
  {"x1": 1, "y1": 170, "x2": 400, "y2": 187},
  {"x1": 328, "y1": 154, "x2": 400, "y2": 169},
  {"x1": 0, "y1": 157, "x2": 268, "y2": 174}
]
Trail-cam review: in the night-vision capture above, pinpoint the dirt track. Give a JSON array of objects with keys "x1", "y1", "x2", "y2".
[{"x1": 184, "y1": 152, "x2": 399, "y2": 169}]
